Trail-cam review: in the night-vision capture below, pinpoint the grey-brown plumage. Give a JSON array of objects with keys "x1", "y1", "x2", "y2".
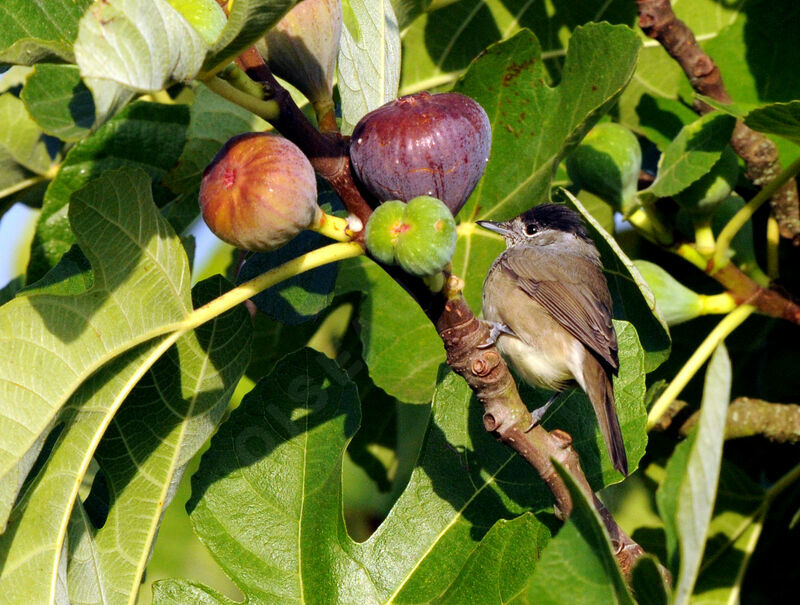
[{"x1": 478, "y1": 204, "x2": 628, "y2": 475}]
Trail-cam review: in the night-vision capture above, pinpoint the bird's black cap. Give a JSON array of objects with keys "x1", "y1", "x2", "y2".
[{"x1": 519, "y1": 204, "x2": 591, "y2": 241}]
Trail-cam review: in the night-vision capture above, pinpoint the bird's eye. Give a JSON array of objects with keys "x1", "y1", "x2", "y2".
[{"x1": 524, "y1": 223, "x2": 537, "y2": 236}]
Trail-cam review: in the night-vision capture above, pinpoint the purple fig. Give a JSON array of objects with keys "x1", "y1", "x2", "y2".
[
  {"x1": 349, "y1": 91, "x2": 491, "y2": 215},
  {"x1": 257, "y1": 0, "x2": 342, "y2": 105},
  {"x1": 199, "y1": 132, "x2": 320, "y2": 251}
]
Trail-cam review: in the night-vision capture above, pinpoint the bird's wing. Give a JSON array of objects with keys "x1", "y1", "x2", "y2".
[{"x1": 500, "y1": 245, "x2": 619, "y2": 372}]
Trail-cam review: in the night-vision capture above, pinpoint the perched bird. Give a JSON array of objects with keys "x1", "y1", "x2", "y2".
[{"x1": 478, "y1": 204, "x2": 628, "y2": 475}]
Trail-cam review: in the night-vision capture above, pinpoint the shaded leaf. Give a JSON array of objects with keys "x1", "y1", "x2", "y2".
[
  {"x1": 337, "y1": 0, "x2": 402, "y2": 134},
  {"x1": 646, "y1": 113, "x2": 736, "y2": 199},
  {"x1": 27, "y1": 101, "x2": 189, "y2": 281},
  {"x1": 744, "y1": 101, "x2": 800, "y2": 146},
  {"x1": 335, "y1": 256, "x2": 443, "y2": 403},
  {"x1": 525, "y1": 463, "x2": 635, "y2": 604},
  {"x1": 21, "y1": 64, "x2": 95, "y2": 142},
  {"x1": 454, "y1": 24, "x2": 640, "y2": 222},
  {"x1": 0, "y1": 0, "x2": 92, "y2": 64},
  {"x1": 74, "y1": 0, "x2": 207, "y2": 93},
  {"x1": 66, "y1": 276, "x2": 251, "y2": 604},
  {"x1": 631, "y1": 555, "x2": 670, "y2": 605},
  {"x1": 0, "y1": 92, "x2": 53, "y2": 175},
  {"x1": 0, "y1": 167, "x2": 193, "y2": 530},
  {"x1": 161, "y1": 365, "x2": 557, "y2": 603}
]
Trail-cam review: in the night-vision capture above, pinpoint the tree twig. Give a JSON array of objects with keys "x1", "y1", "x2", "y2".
[{"x1": 636, "y1": 0, "x2": 800, "y2": 243}]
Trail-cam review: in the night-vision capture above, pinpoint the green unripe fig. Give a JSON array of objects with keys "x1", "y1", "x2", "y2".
[
  {"x1": 674, "y1": 148, "x2": 739, "y2": 216},
  {"x1": 566, "y1": 122, "x2": 642, "y2": 213},
  {"x1": 364, "y1": 196, "x2": 457, "y2": 276},
  {"x1": 395, "y1": 196, "x2": 458, "y2": 276},
  {"x1": 200, "y1": 133, "x2": 320, "y2": 251},
  {"x1": 364, "y1": 200, "x2": 406, "y2": 265}
]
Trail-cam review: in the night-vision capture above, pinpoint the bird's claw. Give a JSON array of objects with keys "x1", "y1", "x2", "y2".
[{"x1": 478, "y1": 321, "x2": 515, "y2": 349}]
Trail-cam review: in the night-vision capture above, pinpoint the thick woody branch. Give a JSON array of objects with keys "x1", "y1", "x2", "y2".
[
  {"x1": 709, "y1": 261, "x2": 800, "y2": 324},
  {"x1": 636, "y1": 0, "x2": 800, "y2": 242},
  {"x1": 654, "y1": 398, "x2": 800, "y2": 443},
  {"x1": 436, "y1": 292, "x2": 647, "y2": 577}
]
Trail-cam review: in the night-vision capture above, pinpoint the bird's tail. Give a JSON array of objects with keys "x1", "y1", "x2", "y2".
[{"x1": 581, "y1": 356, "x2": 628, "y2": 476}]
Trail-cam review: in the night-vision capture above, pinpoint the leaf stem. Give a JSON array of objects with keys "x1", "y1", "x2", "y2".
[
  {"x1": 309, "y1": 211, "x2": 353, "y2": 242},
  {"x1": 766, "y1": 215, "x2": 780, "y2": 279},
  {"x1": 0, "y1": 175, "x2": 47, "y2": 202},
  {"x1": 178, "y1": 242, "x2": 363, "y2": 332},
  {"x1": 647, "y1": 304, "x2": 755, "y2": 430},
  {"x1": 673, "y1": 243, "x2": 708, "y2": 271},
  {"x1": 713, "y1": 154, "x2": 800, "y2": 272},
  {"x1": 202, "y1": 76, "x2": 280, "y2": 122}
]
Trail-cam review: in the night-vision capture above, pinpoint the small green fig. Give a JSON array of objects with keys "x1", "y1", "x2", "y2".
[
  {"x1": 566, "y1": 122, "x2": 642, "y2": 213},
  {"x1": 674, "y1": 148, "x2": 739, "y2": 216},
  {"x1": 200, "y1": 132, "x2": 320, "y2": 251},
  {"x1": 257, "y1": 0, "x2": 342, "y2": 105},
  {"x1": 364, "y1": 196, "x2": 457, "y2": 276},
  {"x1": 364, "y1": 200, "x2": 405, "y2": 265}
]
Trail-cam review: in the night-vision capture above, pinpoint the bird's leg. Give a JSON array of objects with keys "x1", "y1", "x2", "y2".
[
  {"x1": 478, "y1": 320, "x2": 516, "y2": 349},
  {"x1": 525, "y1": 392, "x2": 560, "y2": 431}
]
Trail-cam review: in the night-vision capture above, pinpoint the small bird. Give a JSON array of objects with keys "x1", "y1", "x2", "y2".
[{"x1": 477, "y1": 204, "x2": 628, "y2": 475}]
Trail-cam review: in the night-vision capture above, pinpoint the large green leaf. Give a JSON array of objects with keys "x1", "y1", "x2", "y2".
[
  {"x1": 66, "y1": 277, "x2": 251, "y2": 605},
  {"x1": 337, "y1": 0, "x2": 402, "y2": 133},
  {"x1": 657, "y1": 344, "x2": 732, "y2": 600},
  {"x1": 0, "y1": 0, "x2": 92, "y2": 64},
  {"x1": 524, "y1": 464, "x2": 635, "y2": 604},
  {"x1": 0, "y1": 168, "x2": 193, "y2": 529},
  {"x1": 155, "y1": 362, "x2": 560, "y2": 603},
  {"x1": 335, "y1": 256, "x2": 443, "y2": 403},
  {"x1": 203, "y1": 0, "x2": 297, "y2": 73},
  {"x1": 27, "y1": 101, "x2": 189, "y2": 281},
  {"x1": 0, "y1": 92, "x2": 53, "y2": 175},
  {"x1": 454, "y1": 23, "x2": 640, "y2": 222},
  {"x1": 399, "y1": 0, "x2": 636, "y2": 96},
  {"x1": 20, "y1": 64, "x2": 95, "y2": 142},
  {"x1": 74, "y1": 0, "x2": 207, "y2": 93}
]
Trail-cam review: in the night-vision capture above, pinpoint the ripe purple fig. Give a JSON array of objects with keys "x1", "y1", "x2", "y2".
[
  {"x1": 257, "y1": 0, "x2": 342, "y2": 106},
  {"x1": 349, "y1": 91, "x2": 491, "y2": 215},
  {"x1": 200, "y1": 132, "x2": 320, "y2": 251}
]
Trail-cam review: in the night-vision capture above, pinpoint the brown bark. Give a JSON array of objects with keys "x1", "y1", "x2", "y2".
[{"x1": 636, "y1": 0, "x2": 800, "y2": 242}]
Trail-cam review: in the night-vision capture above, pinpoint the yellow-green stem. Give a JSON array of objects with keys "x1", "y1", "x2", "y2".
[
  {"x1": 310, "y1": 211, "x2": 353, "y2": 242},
  {"x1": 0, "y1": 175, "x2": 47, "y2": 202},
  {"x1": 693, "y1": 216, "x2": 716, "y2": 257},
  {"x1": 647, "y1": 304, "x2": 755, "y2": 430},
  {"x1": 178, "y1": 242, "x2": 363, "y2": 332},
  {"x1": 203, "y1": 76, "x2": 280, "y2": 122},
  {"x1": 697, "y1": 292, "x2": 738, "y2": 315},
  {"x1": 218, "y1": 64, "x2": 267, "y2": 100},
  {"x1": 627, "y1": 192, "x2": 674, "y2": 246},
  {"x1": 767, "y1": 215, "x2": 780, "y2": 279},
  {"x1": 674, "y1": 243, "x2": 708, "y2": 271},
  {"x1": 713, "y1": 154, "x2": 800, "y2": 272}
]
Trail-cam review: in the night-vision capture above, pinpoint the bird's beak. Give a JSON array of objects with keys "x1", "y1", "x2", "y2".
[{"x1": 476, "y1": 220, "x2": 512, "y2": 237}]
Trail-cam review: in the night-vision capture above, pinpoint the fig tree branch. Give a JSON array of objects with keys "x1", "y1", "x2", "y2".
[
  {"x1": 653, "y1": 397, "x2": 800, "y2": 444},
  {"x1": 635, "y1": 0, "x2": 800, "y2": 243}
]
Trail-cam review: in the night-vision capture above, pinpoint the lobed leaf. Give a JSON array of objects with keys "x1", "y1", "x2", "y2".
[
  {"x1": 454, "y1": 24, "x2": 640, "y2": 222},
  {"x1": 337, "y1": 0, "x2": 402, "y2": 134},
  {"x1": 0, "y1": 167, "x2": 193, "y2": 530}
]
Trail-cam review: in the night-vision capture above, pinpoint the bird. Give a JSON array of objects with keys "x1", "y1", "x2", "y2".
[{"x1": 477, "y1": 203, "x2": 628, "y2": 475}]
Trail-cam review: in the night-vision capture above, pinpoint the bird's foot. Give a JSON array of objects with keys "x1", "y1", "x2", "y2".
[
  {"x1": 478, "y1": 321, "x2": 515, "y2": 349},
  {"x1": 525, "y1": 392, "x2": 560, "y2": 431}
]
